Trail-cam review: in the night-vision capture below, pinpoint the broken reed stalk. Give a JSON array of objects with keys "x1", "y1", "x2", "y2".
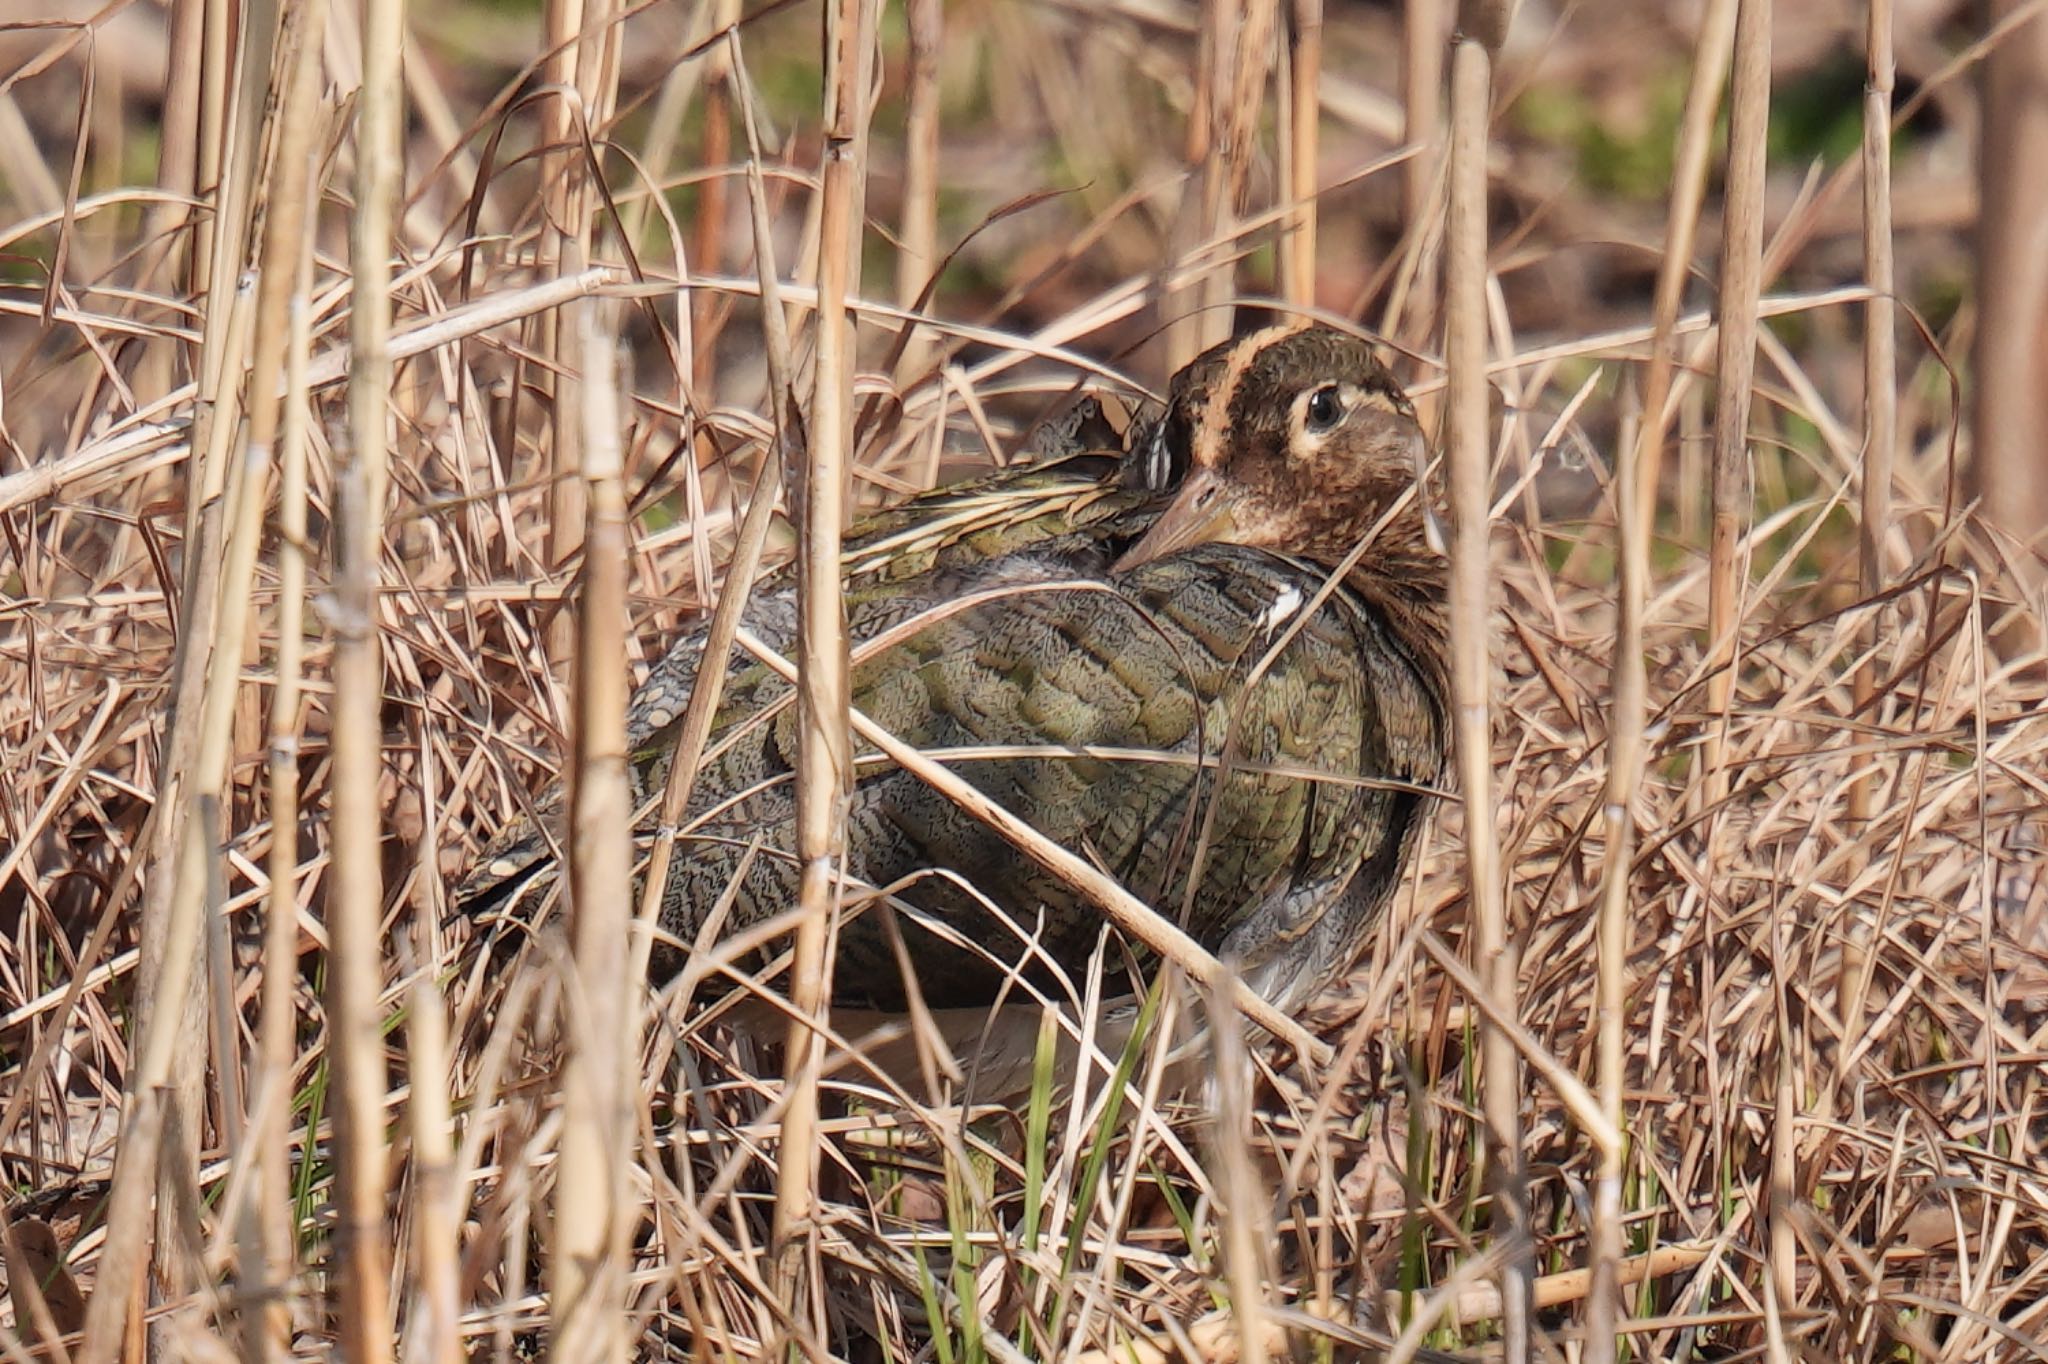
[
  {"x1": 1444, "y1": 4, "x2": 1526, "y2": 1356},
  {"x1": 1279, "y1": 0, "x2": 1322, "y2": 311},
  {"x1": 327, "y1": 0, "x2": 407, "y2": 1350},
  {"x1": 1842, "y1": 0, "x2": 1896, "y2": 1037},
  {"x1": 771, "y1": 0, "x2": 874, "y2": 1326},
  {"x1": 1587, "y1": 0, "x2": 1736, "y2": 1352},
  {"x1": 551, "y1": 285, "x2": 635, "y2": 1364}
]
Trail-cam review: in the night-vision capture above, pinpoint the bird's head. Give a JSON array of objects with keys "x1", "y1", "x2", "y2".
[{"x1": 1115, "y1": 326, "x2": 1428, "y2": 572}]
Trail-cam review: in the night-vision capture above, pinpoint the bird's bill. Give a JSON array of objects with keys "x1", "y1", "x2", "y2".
[{"x1": 1113, "y1": 469, "x2": 1239, "y2": 572}]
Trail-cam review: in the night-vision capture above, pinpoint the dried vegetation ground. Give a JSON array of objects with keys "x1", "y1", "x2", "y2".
[{"x1": 0, "y1": 0, "x2": 2044, "y2": 1360}]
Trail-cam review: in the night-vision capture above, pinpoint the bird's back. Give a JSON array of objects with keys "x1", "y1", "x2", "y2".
[{"x1": 636, "y1": 522, "x2": 1445, "y2": 1013}]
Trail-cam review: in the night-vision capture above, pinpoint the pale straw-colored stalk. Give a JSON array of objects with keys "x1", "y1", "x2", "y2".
[
  {"x1": 327, "y1": 0, "x2": 407, "y2": 1349},
  {"x1": 219, "y1": 1, "x2": 329, "y2": 1355},
  {"x1": 1703, "y1": 0, "x2": 1776, "y2": 1327},
  {"x1": 549, "y1": 281, "x2": 636, "y2": 1364},
  {"x1": 1164, "y1": 0, "x2": 1274, "y2": 367},
  {"x1": 1209, "y1": 976, "x2": 1269, "y2": 1364},
  {"x1": 401, "y1": 860, "x2": 462, "y2": 1364},
  {"x1": 1278, "y1": 0, "x2": 1323, "y2": 311},
  {"x1": 539, "y1": 0, "x2": 588, "y2": 594},
  {"x1": 897, "y1": 0, "x2": 942, "y2": 378},
  {"x1": 770, "y1": 0, "x2": 874, "y2": 1334},
  {"x1": 123, "y1": 233, "x2": 257, "y2": 1362},
  {"x1": 79, "y1": 0, "x2": 286, "y2": 1329},
  {"x1": 1841, "y1": 0, "x2": 1896, "y2": 1045},
  {"x1": 256, "y1": 186, "x2": 317, "y2": 1363},
  {"x1": 1704, "y1": 0, "x2": 1771, "y2": 756},
  {"x1": 1445, "y1": 3, "x2": 1525, "y2": 1357},
  {"x1": 1401, "y1": 0, "x2": 1443, "y2": 243}
]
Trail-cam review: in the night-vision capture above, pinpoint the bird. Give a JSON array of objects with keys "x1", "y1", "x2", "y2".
[{"x1": 464, "y1": 324, "x2": 1449, "y2": 1092}]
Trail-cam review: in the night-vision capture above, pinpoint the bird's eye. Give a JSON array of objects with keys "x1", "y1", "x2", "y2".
[{"x1": 1304, "y1": 385, "x2": 1345, "y2": 434}]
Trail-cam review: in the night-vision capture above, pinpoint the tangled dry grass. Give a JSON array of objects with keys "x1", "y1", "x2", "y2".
[{"x1": 1, "y1": 0, "x2": 2044, "y2": 1360}]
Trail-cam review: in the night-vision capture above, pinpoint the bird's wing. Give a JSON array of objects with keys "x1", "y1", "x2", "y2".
[
  {"x1": 655, "y1": 543, "x2": 1439, "y2": 1013},
  {"x1": 461, "y1": 442, "x2": 1143, "y2": 913}
]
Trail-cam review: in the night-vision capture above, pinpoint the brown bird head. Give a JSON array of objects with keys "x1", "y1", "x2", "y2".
[{"x1": 1115, "y1": 326, "x2": 1428, "y2": 572}]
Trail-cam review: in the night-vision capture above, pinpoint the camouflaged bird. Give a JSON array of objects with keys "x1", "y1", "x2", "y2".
[{"x1": 465, "y1": 325, "x2": 1448, "y2": 1036}]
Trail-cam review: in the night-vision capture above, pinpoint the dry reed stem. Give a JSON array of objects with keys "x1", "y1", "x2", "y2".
[
  {"x1": 1709, "y1": 6, "x2": 1774, "y2": 1313},
  {"x1": 1208, "y1": 976, "x2": 1269, "y2": 1364},
  {"x1": 1278, "y1": 0, "x2": 1322, "y2": 311},
  {"x1": 1704, "y1": 0, "x2": 1774, "y2": 765},
  {"x1": 327, "y1": 0, "x2": 405, "y2": 1350},
  {"x1": 198, "y1": 3, "x2": 328, "y2": 1353},
  {"x1": 550, "y1": 286, "x2": 633, "y2": 1364},
  {"x1": 250, "y1": 0, "x2": 330, "y2": 1344},
  {"x1": 897, "y1": 0, "x2": 942, "y2": 376},
  {"x1": 1164, "y1": 0, "x2": 1273, "y2": 367},
  {"x1": 400, "y1": 936, "x2": 461, "y2": 1364},
  {"x1": 1843, "y1": 0, "x2": 1898, "y2": 1036},
  {"x1": 1400, "y1": 0, "x2": 1443, "y2": 238},
  {"x1": 74, "y1": 39, "x2": 281, "y2": 1344},
  {"x1": 114, "y1": 273, "x2": 255, "y2": 1351},
  {"x1": 1444, "y1": 5, "x2": 1527, "y2": 1357},
  {"x1": 538, "y1": 0, "x2": 593, "y2": 661},
  {"x1": 256, "y1": 124, "x2": 319, "y2": 1364},
  {"x1": 770, "y1": 0, "x2": 873, "y2": 1334}
]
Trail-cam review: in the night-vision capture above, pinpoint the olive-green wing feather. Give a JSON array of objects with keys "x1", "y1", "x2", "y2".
[{"x1": 632, "y1": 538, "x2": 1443, "y2": 1012}]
